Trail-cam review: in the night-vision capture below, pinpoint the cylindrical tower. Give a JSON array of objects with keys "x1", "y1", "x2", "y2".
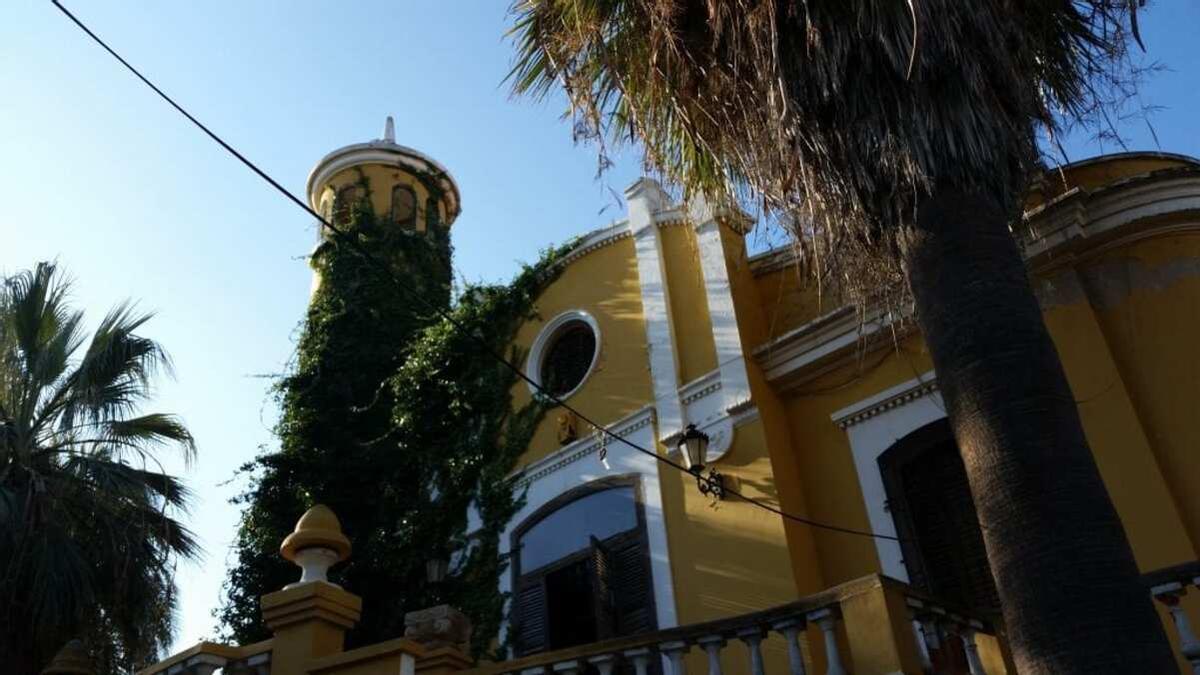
[{"x1": 305, "y1": 117, "x2": 460, "y2": 300}]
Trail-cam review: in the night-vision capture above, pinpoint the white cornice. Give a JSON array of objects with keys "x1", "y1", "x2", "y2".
[
  {"x1": 306, "y1": 142, "x2": 462, "y2": 223},
  {"x1": 548, "y1": 221, "x2": 632, "y2": 273},
  {"x1": 754, "y1": 166, "x2": 1200, "y2": 390},
  {"x1": 1020, "y1": 167, "x2": 1200, "y2": 270},
  {"x1": 831, "y1": 372, "x2": 939, "y2": 429},
  {"x1": 515, "y1": 406, "x2": 656, "y2": 487},
  {"x1": 679, "y1": 370, "x2": 722, "y2": 405},
  {"x1": 748, "y1": 247, "x2": 798, "y2": 276},
  {"x1": 752, "y1": 306, "x2": 910, "y2": 392}
]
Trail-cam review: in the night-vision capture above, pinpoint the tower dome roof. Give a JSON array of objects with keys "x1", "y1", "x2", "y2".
[{"x1": 306, "y1": 116, "x2": 461, "y2": 225}]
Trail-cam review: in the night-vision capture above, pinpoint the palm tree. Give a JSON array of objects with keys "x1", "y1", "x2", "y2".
[
  {"x1": 0, "y1": 262, "x2": 198, "y2": 674},
  {"x1": 508, "y1": 2, "x2": 1173, "y2": 672}
]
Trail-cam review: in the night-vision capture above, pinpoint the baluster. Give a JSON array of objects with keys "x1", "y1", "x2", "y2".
[
  {"x1": 553, "y1": 660, "x2": 583, "y2": 675},
  {"x1": 697, "y1": 635, "x2": 726, "y2": 675},
  {"x1": 736, "y1": 627, "x2": 766, "y2": 675},
  {"x1": 624, "y1": 648, "x2": 654, "y2": 675},
  {"x1": 960, "y1": 623, "x2": 988, "y2": 675},
  {"x1": 588, "y1": 654, "x2": 618, "y2": 675},
  {"x1": 771, "y1": 618, "x2": 809, "y2": 675},
  {"x1": 906, "y1": 598, "x2": 934, "y2": 672},
  {"x1": 660, "y1": 641, "x2": 689, "y2": 675},
  {"x1": 807, "y1": 608, "x2": 847, "y2": 675},
  {"x1": 1153, "y1": 583, "x2": 1200, "y2": 673}
]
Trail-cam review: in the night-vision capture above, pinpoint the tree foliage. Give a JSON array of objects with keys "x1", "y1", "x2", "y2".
[
  {"x1": 509, "y1": 0, "x2": 1146, "y2": 297},
  {"x1": 220, "y1": 191, "x2": 571, "y2": 658},
  {"x1": 0, "y1": 262, "x2": 197, "y2": 674}
]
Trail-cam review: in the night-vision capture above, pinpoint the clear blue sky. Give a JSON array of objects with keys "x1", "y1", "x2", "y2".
[{"x1": 2, "y1": 0, "x2": 1197, "y2": 653}]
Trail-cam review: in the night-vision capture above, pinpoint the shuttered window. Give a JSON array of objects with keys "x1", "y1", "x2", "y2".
[
  {"x1": 879, "y1": 419, "x2": 1000, "y2": 615},
  {"x1": 512, "y1": 484, "x2": 656, "y2": 657}
]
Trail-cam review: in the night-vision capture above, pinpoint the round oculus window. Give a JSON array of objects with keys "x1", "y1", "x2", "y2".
[{"x1": 538, "y1": 321, "x2": 598, "y2": 397}]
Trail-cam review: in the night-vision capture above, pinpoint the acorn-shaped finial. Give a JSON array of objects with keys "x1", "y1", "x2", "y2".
[
  {"x1": 42, "y1": 640, "x2": 92, "y2": 675},
  {"x1": 280, "y1": 504, "x2": 352, "y2": 588}
]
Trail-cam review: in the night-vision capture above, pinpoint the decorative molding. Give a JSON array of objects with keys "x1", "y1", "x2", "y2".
[
  {"x1": 549, "y1": 221, "x2": 634, "y2": 273},
  {"x1": 831, "y1": 376, "x2": 940, "y2": 429},
  {"x1": 748, "y1": 247, "x2": 798, "y2": 276},
  {"x1": 752, "y1": 305, "x2": 909, "y2": 392},
  {"x1": 515, "y1": 406, "x2": 655, "y2": 488},
  {"x1": 1020, "y1": 167, "x2": 1200, "y2": 270},
  {"x1": 523, "y1": 309, "x2": 602, "y2": 400},
  {"x1": 679, "y1": 370, "x2": 722, "y2": 405}
]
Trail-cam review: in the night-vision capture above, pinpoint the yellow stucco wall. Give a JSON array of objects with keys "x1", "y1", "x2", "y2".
[
  {"x1": 1075, "y1": 232, "x2": 1200, "y2": 558},
  {"x1": 509, "y1": 237, "x2": 653, "y2": 465},
  {"x1": 779, "y1": 338, "x2": 936, "y2": 584},
  {"x1": 751, "y1": 265, "x2": 829, "y2": 342},
  {"x1": 660, "y1": 224, "x2": 718, "y2": 384},
  {"x1": 497, "y1": 153, "x2": 1200, "y2": 672},
  {"x1": 316, "y1": 164, "x2": 448, "y2": 230}
]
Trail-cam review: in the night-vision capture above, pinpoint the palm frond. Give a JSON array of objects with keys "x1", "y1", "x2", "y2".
[
  {"x1": 507, "y1": 0, "x2": 1145, "y2": 301},
  {"x1": 0, "y1": 263, "x2": 197, "y2": 672}
]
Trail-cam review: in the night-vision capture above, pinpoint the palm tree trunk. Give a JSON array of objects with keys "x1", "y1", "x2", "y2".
[{"x1": 901, "y1": 188, "x2": 1175, "y2": 673}]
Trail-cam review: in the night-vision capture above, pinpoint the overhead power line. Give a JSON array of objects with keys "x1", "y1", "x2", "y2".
[{"x1": 50, "y1": 0, "x2": 900, "y2": 543}]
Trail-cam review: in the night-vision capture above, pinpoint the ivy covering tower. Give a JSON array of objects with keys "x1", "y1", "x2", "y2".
[{"x1": 220, "y1": 119, "x2": 565, "y2": 655}]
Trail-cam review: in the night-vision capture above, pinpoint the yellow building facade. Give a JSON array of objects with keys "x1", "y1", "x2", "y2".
[
  {"x1": 137, "y1": 126, "x2": 1200, "y2": 675},
  {"x1": 490, "y1": 151, "x2": 1200, "y2": 674}
]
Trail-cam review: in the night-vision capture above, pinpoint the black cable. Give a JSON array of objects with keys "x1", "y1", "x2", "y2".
[{"x1": 50, "y1": 0, "x2": 900, "y2": 543}]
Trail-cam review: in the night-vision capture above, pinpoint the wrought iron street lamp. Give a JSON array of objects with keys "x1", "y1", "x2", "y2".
[{"x1": 678, "y1": 424, "x2": 726, "y2": 499}]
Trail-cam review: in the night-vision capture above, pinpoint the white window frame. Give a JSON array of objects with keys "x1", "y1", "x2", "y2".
[
  {"x1": 831, "y1": 371, "x2": 944, "y2": 581},
  {"x1": 525, "y1": 310, "x2": 602, "y2": 401}
]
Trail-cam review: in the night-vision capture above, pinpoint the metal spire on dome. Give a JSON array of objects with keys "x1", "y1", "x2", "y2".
[{"x1": 382, "y1": 115, "x2": 395, "y2": 144}]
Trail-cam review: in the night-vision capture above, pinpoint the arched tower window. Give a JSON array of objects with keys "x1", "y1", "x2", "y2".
[
  {"x1": 333, "y1": 185, "x2": 361, "y2": 226},
  {"x1": 511, "y1": 479, "x2": 656, "y2": 657},
  {"x1": 390, "y1": 185, "x2": 418, "y2": 230}
]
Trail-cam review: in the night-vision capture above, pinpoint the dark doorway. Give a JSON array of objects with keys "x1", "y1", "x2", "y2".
[
  {"x1": 879, "y1": 418, "x2": 1000, "y2": 614},
  {"x1": 545, "y1": 557, "x2": 598, "y2": 649}
]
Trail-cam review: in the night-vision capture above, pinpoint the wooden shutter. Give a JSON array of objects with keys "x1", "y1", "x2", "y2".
[
  {"x1": 608, "y1": 537, "x2": 656, "y2": 636},
  {"x1": 513, "y1": 575, "x2": 548, "y2": 656},
  {"x1": 881, "y1": 421, "x2": 1000, "y2": 616},
  {"x1": 589, "y1": 536, "x2": 616, "y2": 640}
]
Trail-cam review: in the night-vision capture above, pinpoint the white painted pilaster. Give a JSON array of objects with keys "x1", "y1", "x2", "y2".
[
  {"x1": 689, "y1": 195, "x2": 752, "y2": 412},
  {"x1": 628, "y1": 178, "x2": 685, "y2": 441}
]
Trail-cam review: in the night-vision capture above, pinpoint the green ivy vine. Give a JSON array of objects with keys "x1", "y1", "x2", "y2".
[{"x1": 219, "y1": 176, "x2": 573, "y2": 659}]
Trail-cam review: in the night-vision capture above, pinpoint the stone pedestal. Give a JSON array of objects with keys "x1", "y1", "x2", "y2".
[
  {"x1": 404, "y1": 604, "x2": 472, "y2": 650},
  {"x1": 262, "y1": 581, "x2": 362, "y2": 675},
  {"x1": 406, "y1": 605, "x2": 474, "y2": 675}
]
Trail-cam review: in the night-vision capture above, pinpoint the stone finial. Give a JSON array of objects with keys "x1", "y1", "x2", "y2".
[
  {"x1": 383, "y1": 116, "x2": 396, "y2": 144},
  {"x1": 404, "y1": 604, "x2": 472, "y2": 650},
  {"x1": 42, "y1": 640, "x2": 92, "y2": 675},
  {"x1": 280, "y1": 504, "x2": 351, "y2": 587}
]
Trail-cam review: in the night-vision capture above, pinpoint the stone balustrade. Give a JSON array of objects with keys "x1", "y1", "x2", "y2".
[
  {"x1": 464, "y1": 574, "x2": 1005, "y2": 675},
  {"x1": 904, "y1": 596, "x2": 996, "y2": 675},
  {"x1": 1146, "y1": 560, "x2": 1200, "y2": 675}
]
